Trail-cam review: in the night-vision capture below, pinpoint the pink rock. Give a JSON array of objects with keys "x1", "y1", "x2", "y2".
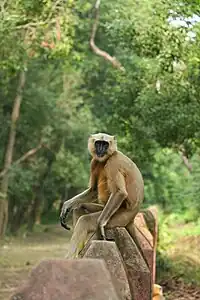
[
  {"x1": 141, "y1": 207, "x2": 158, "y2": 284},
  {"x1": 129, "y1": 224, "x2": 154, "y2": 277},
  {"x1": 106, "y1": 227, "x2": 152, "y2": 300},
  {"x1": 10, "y1": 259, "x2": 119, "y2": 300},
  {"x1": 84, "y1": 240, "x2": 131, "y2": 300}
]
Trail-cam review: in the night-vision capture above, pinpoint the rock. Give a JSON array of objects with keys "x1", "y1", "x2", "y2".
[
  {"x1": 84, "y1": 240, "x2": 131, "y2": 300},
  {"x1": 134, "y1": 212, "x2": 154, "y2": 247},
  {"x1": 142, "y1": 206, "x2": 158, "y2": 284},
  {"x1": 106, "y1": 227, "x2": 152, "y2": 300},
  {"x1": 129, "y1": 223, "x2": 154, "y2": 276},
  {"x1": 126, "y1": 213, "x2": 154, "y2": 275},
  {"x1": 10, "y1": 259, "x2": 119, "y2": 300}
]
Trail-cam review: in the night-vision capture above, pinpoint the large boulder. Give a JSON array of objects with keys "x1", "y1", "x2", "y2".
[
  {"x1": 10, "y1": 259, "x2": 119, "y2": 300},
  {"x1": 84, "y1": 240, "x2": 131, "y2": 300}
]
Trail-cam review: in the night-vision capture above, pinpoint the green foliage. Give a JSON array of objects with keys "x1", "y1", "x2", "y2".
[
  {"x1": 0, "y1": 0, "x2": 76, "y2": 78},
  {"x1": 0, "y1": 0, "x2": 199, "y2": 236},
  {"x1": 156, "y1": 212, "x2": 200, "y2": 285}
]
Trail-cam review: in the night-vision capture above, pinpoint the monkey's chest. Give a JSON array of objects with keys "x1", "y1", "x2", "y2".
[{"x1": 97, "y1": 172, "x2": 110, "y2": 204}]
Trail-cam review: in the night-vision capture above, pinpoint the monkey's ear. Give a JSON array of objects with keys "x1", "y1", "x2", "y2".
[
  {"x1": 112, "y1": 135, "x2": 116, "y2": 140},
  {"x1": 88, "y1": 134, "x2": 95, "y2": 143}
]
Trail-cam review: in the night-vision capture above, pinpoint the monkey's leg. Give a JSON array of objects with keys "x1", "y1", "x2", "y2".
[
  {"x1": 67, "y1": 203, "x2": 104, "y2": 257},
  {"x1": 66, "y1": 207, "x2": 137, "y2": 259},
  {"x1": 106, "y1": 208, "x2": 138, "y2": 228},
  {"x1": 98, "y1": 200, "x2": 141, "y2": 240},
  {"x1": 60, "y1": 188, "x2": 97, "y2": 229},
  {"x1": 80, "y1": 203, "x2": 104, "y2": 212},
  {"x1": 97, "y1": 190, "x2": 127, "y2": 239},
  {"x1": 66, "y1": 211, "x2": 102, "y2": 259},
  {"x1": 73, "y1": 203, "x2": 104, "y2": 227}
]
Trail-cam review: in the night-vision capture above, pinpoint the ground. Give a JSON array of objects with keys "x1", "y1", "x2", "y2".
[
  {"x1": 160, "y1": 234, "x2": 200, "y2": 299},
  {"x1": 0, "y1": 223, "x2": 200, "y2": 300},
  {"x1": 0, "y1": 225, "x2": 71, "y2": 300}
]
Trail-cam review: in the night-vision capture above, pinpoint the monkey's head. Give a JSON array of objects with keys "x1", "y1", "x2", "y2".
[{"x1": 88, "y1": 133, "x2": 117, "y2": 162}]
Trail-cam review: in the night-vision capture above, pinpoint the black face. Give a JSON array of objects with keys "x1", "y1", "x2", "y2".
[{"x1": 95, "y1": 140, "x2": 109, "y2": 157}]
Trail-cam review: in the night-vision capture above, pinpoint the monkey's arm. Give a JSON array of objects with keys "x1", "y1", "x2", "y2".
[
  {"x1": 60, "y1": 187, "x2": 97, "y2": 230},
  {"x1": 97, "y1": 171, "x2": 128, "y2": 239}
]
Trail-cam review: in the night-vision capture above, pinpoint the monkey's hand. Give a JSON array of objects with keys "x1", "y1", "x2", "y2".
[
  {"x1": 60, "y1": 188, "x2": 96, "y2": 230},
  {"x1": 60, "y1": 201, "x2": 72, "y2": 230}
]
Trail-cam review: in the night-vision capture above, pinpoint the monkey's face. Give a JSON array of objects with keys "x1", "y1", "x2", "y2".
[
  {"x1": 95, "y1": 140, "x2": 109, "y2": 157},
  {"x1": 88, "y1": 133, "x2": 117, "y2": 162}
]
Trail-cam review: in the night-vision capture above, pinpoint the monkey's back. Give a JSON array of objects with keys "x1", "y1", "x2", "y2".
[{"x1": 106, "y1": 151, "x2": 144, "y2": 208}]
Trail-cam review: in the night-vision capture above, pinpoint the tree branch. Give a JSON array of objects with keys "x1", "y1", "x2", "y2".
[
  {"x1": 180, "y1": 152, "x2": 192, "y2": 172},
  {"x1": 16, "y1": 0, "x2": 62, "y2": 30},
  {"x1": 90, "y1": 0, "x2": 125, "y2": 72},
  {"x1": 0, "y1": 143, "x2": 44, "y2": 179},
  {"x1": 179, "y1": 146, "x2": 192, "y2": 172},
  {"x1": 16, "y1": 21, "x2": 48, "y2": 30}
]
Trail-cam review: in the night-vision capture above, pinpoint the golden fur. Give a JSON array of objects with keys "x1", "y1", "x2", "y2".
[
  {"x1": 88, "y1": 140, "x2": 144, "y2": 210},
  {"x1": 61, "y1": 133, "x2": 145, "y2": 258},
  {"x1": 90, "y1": 159, "x2": 110, "y2": 204},
  {"x1": 153, "y1": 284, "x2": 164, "y2": 300}
]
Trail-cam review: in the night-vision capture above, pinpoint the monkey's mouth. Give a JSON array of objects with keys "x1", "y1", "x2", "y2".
[{"x1": 95, "y1": 140, "x2": 109, "y2": 157}]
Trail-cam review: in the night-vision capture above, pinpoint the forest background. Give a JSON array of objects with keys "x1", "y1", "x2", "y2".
[{"x1": 0, "y1": 1, "x2": 200, "y2": 299}]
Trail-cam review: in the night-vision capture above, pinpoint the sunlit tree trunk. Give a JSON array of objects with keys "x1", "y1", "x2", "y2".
[
  {"x1": 0, "y1": 71, "x2": 26, "y2": 238},
  {"x1": 27, "y1": 191, "x2": 41, "y2": 232}
]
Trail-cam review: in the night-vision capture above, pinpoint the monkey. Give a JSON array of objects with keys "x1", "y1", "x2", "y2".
[
  {"x1": 153, "y1": 284, "x2": 165, "y2": 300},
  {"x1": 60, "y1": 133, "x2": 144, "y2": 258}
]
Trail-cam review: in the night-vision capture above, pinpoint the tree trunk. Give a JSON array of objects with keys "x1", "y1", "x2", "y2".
[
  {"x1": 27, "y1": 138, "x2": 62, "y2": 232},
  {"x1": 10, "y1": 202, "x2": 29, "y2": 234},
  {"x1": 0, "y1": 71, "x2": 26, "y2": 238},
  {"x1": 35, "y1": 210, "x2": 41, "y2": 225},
  {"x1": 27, "y1": 192, "x2": 41, "y2": 232}
]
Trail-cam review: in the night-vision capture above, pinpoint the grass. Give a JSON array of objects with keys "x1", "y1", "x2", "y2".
[
  {"x1": 0, "y1": 224, "x2": 71, "y2": 300},
  {"x1": 156, "y1": 214, "x2": 200, "y2": 299},
  {"x1": 0, "y1": 217, "x2": 200, "y2": 300}
]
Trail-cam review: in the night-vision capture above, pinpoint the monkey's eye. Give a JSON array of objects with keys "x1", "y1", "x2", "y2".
[{"x1": 95, "y1": 140, "x2": 109, "y2": 147}]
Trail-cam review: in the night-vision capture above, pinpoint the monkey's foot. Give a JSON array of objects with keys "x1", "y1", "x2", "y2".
[
  {"x1": 100, "y1": 226, "x2": 106, "y2": 240},
  {"x1": 96, "y1": 225, "x2": 107, "y2": 240},
  {"x1": 65, "y1": 241, "x2": 85, "y2": 259}
]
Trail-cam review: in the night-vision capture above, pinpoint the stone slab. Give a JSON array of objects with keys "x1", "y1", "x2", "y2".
[
  {"x1": 129, "y1": 224, "x2": 154, "y2": 276},
  {"x1": 141, "y1": 206, "x2": 158, "y2": 284},
  {"x1": 10, "y1": 258, "x2": 119, "y2": 300},
  {"x1": 106, "y1": 227, "x2": 152, "y2": 300},
  {"x1": 84, "y1": 240, "x2": 131, "y2": 300}
]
